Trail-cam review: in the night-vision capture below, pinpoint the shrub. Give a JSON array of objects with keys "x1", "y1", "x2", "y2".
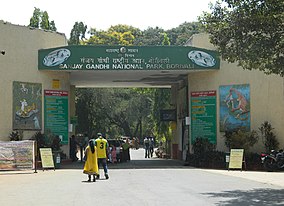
[
  {"x1": 223, "y1": 128, "x2": 259, "y2": 151},
  {"x1": 9, "y1": 130, "x2": 23, "y2": 141},
  {"x1": 259, "y1": 121, "x2": 279, "y2": 153}
]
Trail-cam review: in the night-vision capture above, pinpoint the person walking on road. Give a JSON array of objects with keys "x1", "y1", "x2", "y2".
[
  {"x1": 149, "y1": 137, "x2": 154, "y2": 158},
  {"x1": 144, "y1": 137, "x2": 150, "y2": 158},
  {"x1": 95, "y1": 133, "x2": 109, "y2": 179},
  {"x1": 83, "y1": 139, "x2": 99, "y2": 182},
  {"x1": 70, "y1": 135, "x2": 78, "y2": 162}
]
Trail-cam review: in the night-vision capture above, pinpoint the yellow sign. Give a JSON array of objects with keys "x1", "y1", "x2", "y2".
[
  {"x1": 229, "y1": 149, "x2": 244, "y2": 169},
  {"x1": 52, "y1": 79, "x2": 60, "y2": 89},
  {"x1": 40, "y1": 148, "x2": 54, "y2": 169}
]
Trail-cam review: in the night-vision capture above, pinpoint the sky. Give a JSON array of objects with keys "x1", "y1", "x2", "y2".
[{"x1": 0, "y1": 0, "x2": 213, "y2": 38}]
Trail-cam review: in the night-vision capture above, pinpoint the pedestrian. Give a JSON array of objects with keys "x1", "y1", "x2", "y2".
[
  {"x1": 83, "y1": 139, "x2": 99, "y2": 182},
  {"x1": 110, "y1": 145, "x2": 117, "y2": 163},
  {"x1": 69, "y1": 135, "x2": 78, "y2": 162},
  {"x1": 149, "y1": 137, "x2": 154, "y2": 158},
  {"x1": 122, "y1": 138, "x2": 131, "y2": 161},
  {"x1": 95, "y1": 133, "x2": 109, "y2": 179},
  {"x1": 83, "y1": 133, "x2": 89, "y2": 150},
  {"x1": 144, "y1": 137, "x2": 150, "y2": 158}
]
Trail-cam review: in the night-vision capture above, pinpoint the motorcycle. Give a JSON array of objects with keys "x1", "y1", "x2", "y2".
[{"x1": 261, "y1": 149, "x2": 284, "y2": 171}]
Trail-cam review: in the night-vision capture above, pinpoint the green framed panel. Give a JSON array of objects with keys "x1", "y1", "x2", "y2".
[
  {"x1": 38, "y1": 46, "x2": 220, "y2": 71},
  {"x1": 191, "y1": 90, "x2": 217, "y2": 144},
  {"x1": 44, "y1": 90, "x2": 69, "y2": 144}
]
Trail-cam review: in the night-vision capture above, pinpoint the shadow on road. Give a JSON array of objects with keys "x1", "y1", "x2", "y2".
[
  {"x1": 60, "y1": 158, "x2": 188, "y2": 170},
  {"x1": 203, "y1": 188, "x2": 284, "y2": 206}
]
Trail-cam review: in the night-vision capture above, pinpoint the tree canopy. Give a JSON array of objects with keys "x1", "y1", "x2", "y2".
[
  {"x1": 68, "y1": 22, "x2": 87, "y2": 45},
  {"x1": 29, "y1": 7, "x2": 57, "y2": 31},
  {"x1": 199, "y1": 0, "x2": 284, "y2": 76}
]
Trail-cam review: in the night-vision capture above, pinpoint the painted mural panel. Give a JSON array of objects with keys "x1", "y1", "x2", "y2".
[
  {"x1": 219, "y1": 84, "x2": 250, "y2": 132},
  {"x1": 13, "y1": 81, "x2": 42, "y2": 130}
]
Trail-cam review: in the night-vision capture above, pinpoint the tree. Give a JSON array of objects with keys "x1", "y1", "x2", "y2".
[
  {"x1": 162, "y1": 33, "x2": 171, "y2": 46},
  {"x1": 68, "y1": 22, "x2": 87, "y2": 45},
  {"x1": 86, "y1": 24, "x2": 141, "y2": 46},
  {"x1": 166, "y1": 22, "x2": 203, "y2": 46},
  {"x1": 29, "y1": 7, "x2": 57, "y2": 31},
  {"x1": 199, "y1": 0, "x2": 284, "y2": 76},
  {"x1": 152, "y1": 89, "x2": 172, "y2": 145},
  {"x1": 29, "y1": 7, "x2": 41, "y2": 28},
  {"x1": 259, "y1": 121, "x2": 279, "y2": 153},
  {"x1": 133, "y1": 27, "x2": 165, "y2": 46},
  {"x1": 40, "y1": 11, "x2": 50, "y2": 30}
]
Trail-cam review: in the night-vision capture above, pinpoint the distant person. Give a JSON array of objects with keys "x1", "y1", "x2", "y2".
[
  {"x1": 122, "y1": 138, "x2": 131, "y2": 161},
  {"x1": 110, "y1": 145, "x2": 117, "y2": 163},
  {"x1": 83, "y1": 133, "x2": 89, "y2": 150},
  {"x1": 149, "y1": 137, "x2": 154, "y2": 158},
  {"x1": 69, "y1": 135, "x2": 78, "y2": 162},
  {"x1": 144, "y1": 137, "x2": 150, "y2": 158},
  {"x1": 83, "y1": 139, "x2": 99, "y2": 182},
  {"x1": 95, "y1": 133, "x2": 109, "y2": 179}
]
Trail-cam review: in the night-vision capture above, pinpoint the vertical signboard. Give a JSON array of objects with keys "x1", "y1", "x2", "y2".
[
  {"x1": 44, "y1": 90, "x2": 68, "y2": 144},
  {"x1": 191, "y1": 91, "x2": 217, "y2": 144}
]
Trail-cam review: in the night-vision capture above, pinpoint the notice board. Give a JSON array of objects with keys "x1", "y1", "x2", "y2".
[
  {"x1": 44, "y1": 90, "x2": 68, "y2": 144},
  {"x1": 228, "y1": 149, "x2": 244, "y2": 169},
  {"x1": 191, "y1": 90, "x2": 217, "y2": 144},
  {"x1": 39, "y1": 148, "x2": 54, "y2": 169}
]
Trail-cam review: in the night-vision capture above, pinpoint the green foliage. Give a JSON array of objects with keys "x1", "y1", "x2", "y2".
[
  {"x1": 166, "y1": 22, "x2": 203, "y2": 45},
  {"x1": 75, "y1": 88, "x2": 156, "y2": 138},
  {"x1": 199, "y1": 0, "x2": 284, "y2": 76},
  {"x1": 189, "y1": 138, "x2": 226, "y2": 168},
  {"x1": 85, "y1": 24, "x2": 141, "y2": 46},
  {"x1": 31, "y1": 130, "x2": 62, "y2": 152},
  {"x1": 133, "y1": 27, "x2": 165, "y2": 46},
  {"x1": 223, "y1": 128, "x2": 259, "y2": 151},
  {"x1": 29, "y1": 7, "x2": 40, "y2": 28},
  {"x1": 29, "y1": 7, "x2": 57, "y2": 31},
  {"x1": 192, "y1": 137, "x2": 215, "y2": 156},
  {"x1": 162, "y1": 33, "x2": 171, "y2": 45},
  {"x1": 9, "y1": 130, "x2": 23, "y2": 141},
  {"x1": 68, "y1": 22, "x2": 87, "y2": 45},
  {"x1": 40, "y1": 11, "x2": 50, "y2": 30},
  {"x1": 259, "y1": 121, "x2": 279, "y2": 152}
]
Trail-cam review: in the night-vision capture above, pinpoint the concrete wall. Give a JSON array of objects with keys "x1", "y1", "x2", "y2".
[
  {"x1": 186, "y1": 33, "x2": 284, "y2": 152},
  {"x1": 0, "y1": 21, "x2": 70, "y2": 153}
]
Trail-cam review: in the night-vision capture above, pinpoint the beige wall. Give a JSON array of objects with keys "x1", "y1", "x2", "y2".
[
  {"x1": 0, "y1": 20, "x2": 69, "y2": 154},
  {"x1": 186, "y1": 33, "x2": 284, "y2": 152}
]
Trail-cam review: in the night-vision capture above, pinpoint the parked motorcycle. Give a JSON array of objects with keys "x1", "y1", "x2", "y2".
[{"x1": 261, "y1": 149, "x2": 284, "y2": 171}]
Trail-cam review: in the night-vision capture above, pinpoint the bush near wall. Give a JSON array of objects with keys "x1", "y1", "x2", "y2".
[{"x1": 187, "y1": 137, "x2": 264, "y2": 171}]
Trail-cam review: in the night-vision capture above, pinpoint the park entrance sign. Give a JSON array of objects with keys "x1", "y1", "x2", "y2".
[{"x1": 38, "y1": 46, "x2": 220, "y2": 71}]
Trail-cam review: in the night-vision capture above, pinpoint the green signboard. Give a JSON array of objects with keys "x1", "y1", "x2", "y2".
[
  {"x1": 38, "y1": 46, "x2": 220, "y2": 71},
  {"x1": 44, "y1": 90, "x2": 69, "y2": 144},
  {"x1": 191, "y1": 91, "x2": 217, "y2": 144}
]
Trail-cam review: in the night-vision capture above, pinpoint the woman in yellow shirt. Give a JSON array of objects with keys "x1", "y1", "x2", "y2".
[{"x1": 83, "y1": 139, "x2": 99, "y2": 182}]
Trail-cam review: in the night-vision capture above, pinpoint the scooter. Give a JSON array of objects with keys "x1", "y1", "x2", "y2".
[{"x1": 261, "y1": 149, "x2": 284, "y2": 171}]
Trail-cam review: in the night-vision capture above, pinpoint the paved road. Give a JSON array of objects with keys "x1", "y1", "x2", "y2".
[{"x1": 0, "y1": 149, "x2": 283, "y2": 206}]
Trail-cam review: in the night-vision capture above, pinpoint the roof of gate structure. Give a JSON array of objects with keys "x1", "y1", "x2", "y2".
[{"x1": 38, "y1": 45, "x2": 220, "y2": 88}]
